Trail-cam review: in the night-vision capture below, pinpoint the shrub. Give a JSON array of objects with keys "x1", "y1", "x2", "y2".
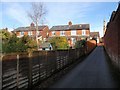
[
  {"x1": 49, "y1": 37, "x2": 69, "y2": 50},
  {"x1": 75, "y1": 40, "x2": 86, "y2": 49},
  {"x1": 1, "y1": 29, "x2": 37, "y2": 53}
]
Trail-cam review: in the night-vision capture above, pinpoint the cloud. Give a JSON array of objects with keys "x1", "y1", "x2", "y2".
[
  {"x1": 4, "y1": 3, "x2": 31, "y2": 27},
  {"x1": 46, "y1": 2, "x2": 92, "y2": 27}
]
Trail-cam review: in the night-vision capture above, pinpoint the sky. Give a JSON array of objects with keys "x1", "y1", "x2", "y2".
[{"x1": 0, "y1": 1, "x2": 119, "y2": 37}]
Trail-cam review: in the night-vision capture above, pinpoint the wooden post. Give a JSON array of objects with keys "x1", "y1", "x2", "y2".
[
  {"x1": 67, "y1": 49, "x2": 69, "y2": 65},
  {"x1": 45, "y1": 51, "x2": 48, "y2": 77},
  {"x1": 16, "y1": 54, "x2": 19, "y2": 89},
  {"x1": 0, "y1": 55, "x2": 3, "y2": 90},
  {"x1": 28, "y1": 53, "x2": 32, "y2": 89},
  {"x1": 39, "y1": 52, "x2": 41, "y2": 82},
  {"x1": 118, "y1": 53, "x2": 120, "y2": 72},
  {"x1": 54, "y1": 50, "x2": 58, "y2": 71}
]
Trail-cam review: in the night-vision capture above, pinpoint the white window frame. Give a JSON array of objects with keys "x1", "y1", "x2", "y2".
[
  {"x1": 82, "y1": 30, "x2": 86, "y2": 35},
  {"x1": 28, "y1": 31, "x2": 32, "y2": 36},
  {"x1": 60, "y1": 31, "x2": 65, "y2": 36},
  {"x1": 20, "y1": 31, "x2": 24, "y2": 36},
  {"x1": 71, "y1": 30, "x2": 76, "y2": 36},
  {"x1": 71, "y1": 38, "x2": 76, "y2": 45},
  {"x1": 52, "y1": 31, "x2": 55, "y2": 36}
]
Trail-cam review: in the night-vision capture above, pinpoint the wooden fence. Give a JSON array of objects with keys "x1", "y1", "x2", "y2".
[
  {"x1": 1, "y1": 48, "x2": 85, "y2": 89},
  {"x1": 1, "y1": 40, "x2": 96, "y2": 89}
]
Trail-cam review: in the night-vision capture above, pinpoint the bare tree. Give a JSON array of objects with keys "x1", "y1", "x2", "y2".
[{"x1": 27, "y1": 2, "x2": 47, "y2": 50}]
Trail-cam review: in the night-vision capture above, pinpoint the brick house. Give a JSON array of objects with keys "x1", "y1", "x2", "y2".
[
  {"x1": 90, "y1": 32, "x2": 100, "y2": 43},
  {"x1": 49, "y1": 21, "x2": 90, "y2": 47},
  {"x1": 13, "y1": 23, "x2": 49, "y2": 41}
]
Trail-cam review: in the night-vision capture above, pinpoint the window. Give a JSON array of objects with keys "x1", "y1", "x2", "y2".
[
  {"x1": 60, "y1": 31, "x2": 65, "y2": 36},
  {"x1": 37, "y1": 31, "x2": 41, "y2": 36},
  {"x1": 71, "y1": 30, "x2": 76, "y2": 35},
  {"x1": 20, "y1": 31, "x2": 24, "y2": 36},
  {"x1": 71, "y1": 38, "x2": 76, "y2": 45},
  {"x1": 28, "y1": 31, "x2": 32, "y2": 36},
  {"x1": 82, "y1": 30, "x2": 86, "y2": 35},
  {"x1": 52, "y1": 31, "x2": 55, "y2": 36}
]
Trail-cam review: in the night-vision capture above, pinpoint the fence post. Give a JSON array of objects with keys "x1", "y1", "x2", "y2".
[
  {"x1": 16, "y1": 54, "x2": 19, "y2": 89},
  {"x1": 45, "y1": 51, "x2": 48, "y2": 77},
  {"x1": 67, "y1": 49, "x2": 69, "y2": 65},
  {"x1": 75, "y1": 49, "x2": 77, "y2": 61},
  {"x1": 118, "y1": 53, "x2": 120, "y2": 72},
  {"x1": 39, "y1": 52, "x2": 41, "y2": 82},
  {"x1": 28, "y1": 53, "x2": 32, "y2": 89},
  {"x1": 55, "y1": 50, "x2": 58, "y2": 70},
  {"x1": 0, "y1": 55, "x2": 3, "y2": 90}
]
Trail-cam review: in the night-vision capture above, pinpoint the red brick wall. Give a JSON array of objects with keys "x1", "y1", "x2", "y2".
[
  {"x1": 86, "y1": 40, "x2": 96, "y2": 54},
  {"x1": 24, "y1": 31, "x2": 28, "y2": 35},
  {"x1": 56, "y1": 31, "x2": 60, "y2": 36},
  {"x1": 65, "y1": 30, "x2": 71, "y2": 36},
  {"x1": 15, "y1": 26, "x2": 49, "y2": 39},
  {"x1": 104, "y1": 4, "x2": 120, "y2": 71},
  {"x1": 76, "y1": 30, "x2": 82, "y2": 35},
  {"x1": 49, "y1": 30, "x2": 52, "y2": 37},
  {"x1": 86, "y1": 30, "x2": 90, "y2": 36},
  {"x1": 41, "y1": 26, "x2": 49, "y2": 38},
  {"x1": 49, "y1": 30, "x2": 90, "y2": 37}
]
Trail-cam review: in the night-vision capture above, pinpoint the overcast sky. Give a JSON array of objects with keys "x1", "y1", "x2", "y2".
[{"x1": 1, "y1": 1, "x2": 119, "y2": 37}]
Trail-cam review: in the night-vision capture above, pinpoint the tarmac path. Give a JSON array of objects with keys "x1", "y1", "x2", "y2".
[{"x1": 50, "y1": 46, "x2": 118, "y2": 88}]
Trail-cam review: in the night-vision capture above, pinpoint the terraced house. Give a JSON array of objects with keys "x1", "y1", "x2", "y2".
[
  {"x1": 49, "y1": 21, "x2": 90, "y2": 47},
  {"x1": 90, "y1": 32, "x2": 100, "y2": 43},
  {"x1": 13, "y1": 23, "x2": 49, "y2": 41}
]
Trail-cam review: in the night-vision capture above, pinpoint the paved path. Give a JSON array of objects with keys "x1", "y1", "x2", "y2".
[{"x1": 50, "y1": 46, "x2": 118, "y2": 88}]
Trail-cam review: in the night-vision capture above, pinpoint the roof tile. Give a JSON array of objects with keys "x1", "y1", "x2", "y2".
[
  {"x1": 14, "y1": 26, "x2": 47, "y2": 32},
  {"x1": 50, "y1": 24, "x2": 89, "y2": 31}
]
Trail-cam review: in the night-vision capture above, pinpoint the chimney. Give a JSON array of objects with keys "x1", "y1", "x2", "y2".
[
  {"x1": 68, "y1": 21, "x2": 72, "y2": 26},
  {"x1": 30, "y1": 22, "x2": 35, "y2": 27}
]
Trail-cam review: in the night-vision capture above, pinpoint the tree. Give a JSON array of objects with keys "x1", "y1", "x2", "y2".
[
  {"x1": 21, "y1": 35, "x2": 37, "y2": 52},
  {"x1": 1, "y1": 29, "x2": 37, "y2": 53},
  {"x1": 0, "y1": 29, "x2": 12, "y2": 53},
  {"x1": 49, "y1": 37, "x2": 69, "y2": 50},
  {"x1": 27, "y1": 2, "x2": 47, "y2": 50},
  {"x1": 2, "y1": 34, "x2": 27, "y2": 53},
  {"x1": 0, "y1": 29, "x2": 11, "y2": 42},
  {"x1": 75, "y1": 40, "x2": 86, "y2": 49}
]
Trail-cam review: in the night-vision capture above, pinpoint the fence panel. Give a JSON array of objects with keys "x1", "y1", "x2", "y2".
[
  {"x1": 56, "y1": 50, "x2": 68, "y2": 70},
  {"x1": 46, "y1": 51, "x2": 56, "y2": 77},
  {"x1": 39, "y1": 51, "x2": 47, "y2": 81},
  {"x1": 18, "y1": 53, "x2": 29, "y2": 89},
  {"x1": 31, "y1": 52, "x2": 41, "y2": 85},
  {"x1": 1, "y1": 44, "x2": 96, "y2": 89},
  {"x1": 2, "y1": 54, "x2": 17, "y2": 90}
]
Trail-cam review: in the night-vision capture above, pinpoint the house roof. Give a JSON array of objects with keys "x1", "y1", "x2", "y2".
[
  {"x1": 90, "y1": 32, "x2": 100, "y2": 38},
  {"x1": 50, "y1": 24, "x2": 90, "y2": 31},
  {"x1": 14, "y1": 26, "x2": 47, "y2": 32}
]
